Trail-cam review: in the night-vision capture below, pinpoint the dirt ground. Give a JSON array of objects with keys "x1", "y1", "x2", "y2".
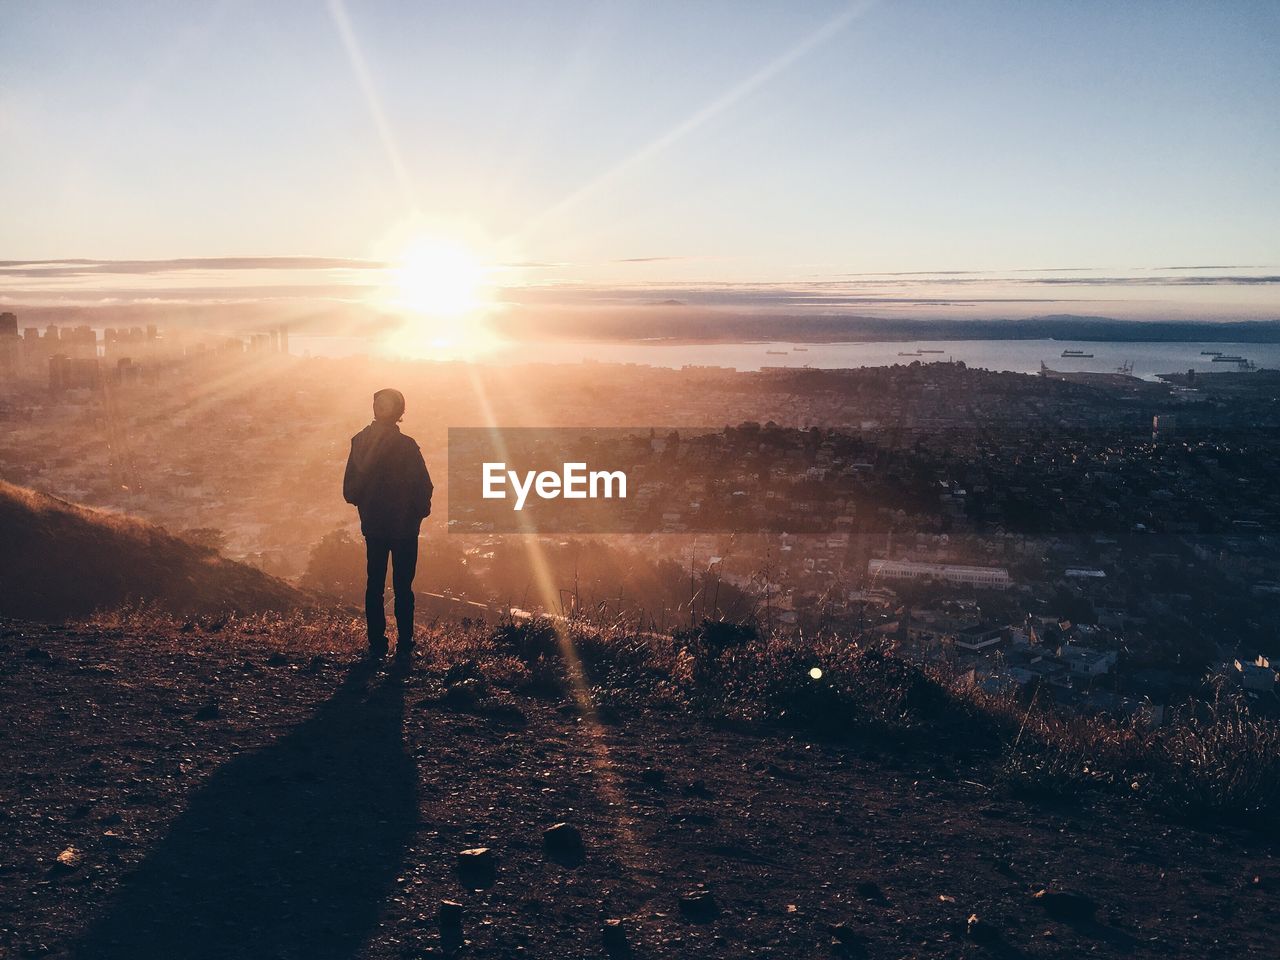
[{"x1": 1, "y1": 619, "x2": 1276, "y2": 959}]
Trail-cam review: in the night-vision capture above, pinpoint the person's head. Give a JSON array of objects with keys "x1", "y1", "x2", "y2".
[{"x1": 372, "y1": 388, "x2": 406, "y2": 423}]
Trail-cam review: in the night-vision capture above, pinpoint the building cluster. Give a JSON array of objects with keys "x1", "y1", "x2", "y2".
[
  {"x1": 0, "y1": 313, "x2": 294, "y2": 393},
  {"x1": 867, "y1": 558, "x2": 1011, "y2": 589}
]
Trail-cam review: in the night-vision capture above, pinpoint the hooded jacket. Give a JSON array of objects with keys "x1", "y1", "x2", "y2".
[{"x1": 343, "y1": 421, "x2": 433, "y2": 539}]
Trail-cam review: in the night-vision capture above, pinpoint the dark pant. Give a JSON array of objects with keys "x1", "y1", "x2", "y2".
[{"x1": 365, "y1": 537, "x2": 419, "y2": 646}]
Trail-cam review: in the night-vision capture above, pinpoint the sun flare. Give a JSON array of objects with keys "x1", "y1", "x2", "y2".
[
  {"x1": 376, "y1": 234, "x2": 503, "y2": 359},
  {"x1": 392, "y1": 237, "x2": 490, "y2": 318}
]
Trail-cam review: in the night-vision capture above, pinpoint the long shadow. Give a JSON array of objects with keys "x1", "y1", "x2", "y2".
[{"x1": 74, "y1": 660, "x2": 416, "y2": 960}]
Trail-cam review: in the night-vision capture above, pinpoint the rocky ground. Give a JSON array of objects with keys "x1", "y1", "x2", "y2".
[{"x1": 1, "y1": 618, "x2": 1276, "y2": 959}]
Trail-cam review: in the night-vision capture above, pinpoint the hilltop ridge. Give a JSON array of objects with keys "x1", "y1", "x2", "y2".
[
  {"x1": 0, "y1": 481, "x2": 311, "y2": 620},
  {"x1": 1, "y1": 614, "x2": 1275, "y2": 959}
]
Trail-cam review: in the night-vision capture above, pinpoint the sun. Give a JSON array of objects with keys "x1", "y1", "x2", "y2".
[
  {"x1": 392, "y1": 236, "x2": 490, "y2": 318},
  {"x1": 376, "y1": 233, "x2": 503, "y2": 359}
]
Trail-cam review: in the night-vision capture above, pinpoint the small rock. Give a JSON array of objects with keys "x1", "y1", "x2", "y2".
[
  {"x1": 458, "y1": 846, "x2": 492, "y2": 865},
  {"x1": 52, "y1": 846, "x2": 82, "y2": 873},
  {"x1": 678, "y1": 888, "x2": 717, "y2": 922},
  {"x1": 1034, "y1": 889, "x2": 1096, "y2": 923},
  {"x1": 602, "y1": 918, "x2": 628, "y2": 953},
  {"x1": 543, "y1": 822, "x2": 585, "y2": 859},
  {"x1": 967, "y1": 913, "x2": 999, "y2": 944},
  {"x1": 438, "y1": 899, "x2": 463, "y2": 929}
]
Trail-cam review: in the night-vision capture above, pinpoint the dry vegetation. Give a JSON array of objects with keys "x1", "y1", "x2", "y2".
[{"x1": 82, "y1": 607, "x2": 1280, "y2": 825}]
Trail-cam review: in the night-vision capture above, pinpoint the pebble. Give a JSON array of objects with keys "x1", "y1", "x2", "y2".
[
  {"x1": 543, "y1": 822, "x2": 584, "y2": 856},
  {"x1": 52, "y1": 846, "x2": 82, "y2": 873},
  {"x1": 602, "y1": 918, "x2": 628, "y2": 952},
  {"x1": 679, "y1": 889, "x2": 717, "y2": 922},
  {"x1": 1034, "y1": 889, "x2": 1097, "y2": 923},
  {"x1": 438, "y1": 899, "x2": 463, "y2": 930}
]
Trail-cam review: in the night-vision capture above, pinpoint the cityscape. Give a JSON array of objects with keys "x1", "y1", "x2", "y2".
[
  {"x1": 3, "y1": 314, "x2": 1276, "y2": 730},
  {"x1": 3, "y1": 2, "x2": 1279, "y2": 958}
]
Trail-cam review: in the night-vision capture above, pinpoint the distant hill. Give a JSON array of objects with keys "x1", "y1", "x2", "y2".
[
  {"x1": 493, "y1": 310, "x2": 1280, "y2": 344},
  {"x1": 0, "y1": 481, "x2": 310, "y2": 620}
]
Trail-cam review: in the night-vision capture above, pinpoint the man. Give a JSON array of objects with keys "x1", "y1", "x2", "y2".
[{"x1": 343, "y1": 388, "x2": 433, "y2": 659}]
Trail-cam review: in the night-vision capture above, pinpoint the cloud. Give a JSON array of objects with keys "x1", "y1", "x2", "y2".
[
  {"x1": 825, "y1": 270, "x2": 1279, "y2": 286},
  {"x1": 0, "y1": 257, "x2": 386, "y2": 278},
  {"x1": 1026, "y1": 275, "x2": 1280, "y2": 287},
  {"x1": 500, "y1": 283, "x2": 1085, "y2": 309},
  {"x1": 1158, "y1": 264, "x2": 1272, "y2": 271},
  {"x1": 3, "y1": 255, "x2": 1276, "y2": 317},
  {"x1": 0, "y1": 283, "x2": 378, "y2": 303},
  {"x1": 833, "y1": 270, "x2": 987, "y2": 277}
]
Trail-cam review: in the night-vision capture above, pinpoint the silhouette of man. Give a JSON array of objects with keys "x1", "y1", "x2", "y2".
[{"x1": 343, "y1": 388, "x2": 433, "y2": 659}]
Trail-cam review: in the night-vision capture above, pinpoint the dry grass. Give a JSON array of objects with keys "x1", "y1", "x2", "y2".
[{"x1": 68, "y1": 608, "x2": 1280, "y2": 823}]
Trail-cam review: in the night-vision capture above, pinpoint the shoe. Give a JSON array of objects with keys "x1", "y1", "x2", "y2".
[
  {"x1": 367, "y1": 639, "x2": 389, "y2": 660},
  {"x1": 394, "y1": 640, "x2": 415, "y2": 661}
]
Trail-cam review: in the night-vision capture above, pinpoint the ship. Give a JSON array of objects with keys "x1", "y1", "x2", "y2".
[
  {"x1": 1041, "y1": 360, "x2": 1139, "y2": 384},
  {"x1": 918, "y1": 349, "x2": 944, "y2": 354},
  {"x1": 765, "y1": 349, "x2": 788, "y2": 355},
  {"x1": 1201, "y1": 350, "x2": 1222, "y2": 356},
  {"x1": 1212, "y1": 355, "x2": 1246, "y2": 363},
  {"x1": 793, "y1": 346, "x2": 809, "y2": 352},
  {"x1": 898, "y1": 351, "x2": 921, "y2": 357},
  {"x1": 1062, "y1": 350, "x2": 1094, "y2": 358}
]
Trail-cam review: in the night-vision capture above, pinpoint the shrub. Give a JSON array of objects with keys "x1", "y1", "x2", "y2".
[
  {"x1": 492, "y1": 617, "x2": 561, "y2": 661},
  {"x1": 70, "y1": 607, "x2": 1280, "y2": 824},
  {"x1": 1153, "y1": 682, "x2": 1280, "y2": 821}
]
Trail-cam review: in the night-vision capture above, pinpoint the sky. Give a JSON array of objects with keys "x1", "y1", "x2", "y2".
[{"x1": 2, "y1": 0, "x2": 1278, "y2": 323}]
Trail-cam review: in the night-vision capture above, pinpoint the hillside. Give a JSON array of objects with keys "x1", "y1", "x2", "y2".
[
  {"x1": 0, "y1": 481, "x2": 309, "y2": 619},
  {"x1": 1, "y1": 614, "x2": 1275, "y2": 959}
]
